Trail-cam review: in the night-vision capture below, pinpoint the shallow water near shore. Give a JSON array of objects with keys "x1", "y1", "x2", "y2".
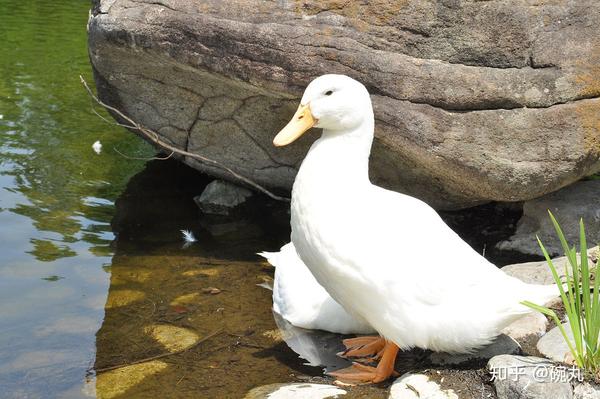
[{"x1": 0, "y1": 1, "x2": 540, "y2": 398}]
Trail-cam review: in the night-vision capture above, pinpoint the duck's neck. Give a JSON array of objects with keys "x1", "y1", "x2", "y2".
[{"x1": 299, "y1": 119, "x2": 374, "y2": 188}]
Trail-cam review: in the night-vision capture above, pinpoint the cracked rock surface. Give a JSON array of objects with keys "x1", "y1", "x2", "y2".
[{"x1": 88, "y1": 0, "x2": 600, "y2": 209}]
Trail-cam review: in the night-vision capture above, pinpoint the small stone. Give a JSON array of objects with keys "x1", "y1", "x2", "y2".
[
  {"x1": 429, "y1": 334, "x2": 520, "y2": 365},
  {"x1": 95, "y1": 360, "x2": 167, "y2": 399},
  {"x1": 537, "y1": 323, "x2": 575, "y2": 363},
  {"x1": 389, "y1": 373, "x2": 458, "y2": 399},
  {"x1": 194, "y1": 180, "x2": 253, "y2": 216},
  {"x1": 144, "y1": 324, "x2": 199, "y2": 352},
  {"x1": 105, "y1": 289, "x2": 145, "y2": 308},
  {"x1": 488, "y1": 355, "x2": 573, "y2": 399},
  {"x1": 202, "y1": 287, "x2": 221, "y2": 295},
  {"x1": 244, "y1": 383, "x2": 346, "y2": 399},
  {"x1": 574, "y1": 382, "x2": 600, "y2": 399},
  {"x1": 502, "y1": 312, "x2": 548, "y2": 340}
]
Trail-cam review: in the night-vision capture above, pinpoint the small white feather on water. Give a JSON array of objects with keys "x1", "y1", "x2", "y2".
[
  {"x1": 92, "y1": 140, "x2": 102, "y2": 154},
  {"x1": 181, "y1": 230, "x2": 197, "y2": 248},
  {"x1": 0, "y1": 114, "x2": 3, "y2": 120}
]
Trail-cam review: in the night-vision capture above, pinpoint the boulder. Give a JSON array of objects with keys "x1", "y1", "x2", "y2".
[
  {"x1": 497, "y1": 181, "x2": 600, "y2": 256},
  {"x1": 88, "y1": 0, "x2": 600, "y2": 209}
]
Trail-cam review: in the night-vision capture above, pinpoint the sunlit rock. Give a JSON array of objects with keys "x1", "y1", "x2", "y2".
[
  {"x1": 389, "y1": 373, "x2": 458, "y2": 399},
  {"x1": 95, "y1": 360, "x2": 167, "y2": 399},
  {"x1": 104, "y1": 289, "x2": 145, "y2": 308},
  {"x1": 144, "y1": 324, "x2": 199, "y2": 352},
  {"x1": 244, "y1": 383, "x2": 346, "y2": 399}
]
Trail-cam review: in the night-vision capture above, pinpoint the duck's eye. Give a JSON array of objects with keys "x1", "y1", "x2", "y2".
[{"x1": 325, "y1": 90, "x2": 333, "y2": 96}]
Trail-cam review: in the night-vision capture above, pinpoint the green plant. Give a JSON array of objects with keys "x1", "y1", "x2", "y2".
[{"x1": 522, "y1": 211, "x2": 600, "y2": 378}]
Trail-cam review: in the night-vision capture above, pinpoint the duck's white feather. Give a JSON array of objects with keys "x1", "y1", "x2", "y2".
[
  {"x1": 260, "y1": 243, "x2": 374, "y2": 334},
  {"x1": 288, "y1": 74, "x2": 558, "y2": 354}
]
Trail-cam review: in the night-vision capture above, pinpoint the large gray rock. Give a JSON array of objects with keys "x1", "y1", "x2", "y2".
[
  {"x1": 88, "y1": 0, "x2": 600, "y2": 209},
  {"x1": 488, "y1": 355, "x2": 574, "y2": 399},
  {"x1": 497, "y1": 181, "x2": 600, "y2": 256}
]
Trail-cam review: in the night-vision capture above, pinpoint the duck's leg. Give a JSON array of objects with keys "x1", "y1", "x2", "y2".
[
  {"x1": 328, "y1": 340, "x2": 399, "y2": 384},
  {"x1": 339, "y1": 336, "x2": 385, "y2": 358}
]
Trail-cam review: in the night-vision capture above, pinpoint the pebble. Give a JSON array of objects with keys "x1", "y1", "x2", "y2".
[
  {"x1": 244, "y1": 383, "x2": 346, "y2": 399},
  {"x1": 389, "y1": 373, "x2": 458, "y2": 399}
]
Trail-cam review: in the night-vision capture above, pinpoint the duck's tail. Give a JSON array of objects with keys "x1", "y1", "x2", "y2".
[{"x1": 257, "y1": 242, "x2": 296, "y2": 269}]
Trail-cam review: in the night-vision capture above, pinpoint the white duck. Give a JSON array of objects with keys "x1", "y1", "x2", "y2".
[
  {"x1": 260, "y1": 242, "x2": 375, "y2": 334},
  {"x1": 272, "y1": 74, "x2": 558, "y2": 383}
]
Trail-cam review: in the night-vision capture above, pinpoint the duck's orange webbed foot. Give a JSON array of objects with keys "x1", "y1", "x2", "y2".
[
  {"x1": 328, "y1": 341, "x2": 399, "y2": 384},
  {"x1": 339, "y1": 335, "x2": 385, "y2": 359}
]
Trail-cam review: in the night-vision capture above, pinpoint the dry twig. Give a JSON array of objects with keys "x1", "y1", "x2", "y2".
[{"x1": 80, "y1": 76, "x2": 290, "y2": 202}]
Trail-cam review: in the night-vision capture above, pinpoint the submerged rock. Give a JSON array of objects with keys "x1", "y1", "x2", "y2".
[
  {"x1": 244, "y1": 383, "x2": 346, "y2": 399},
  {"x1": 497, "y1": 181, "x2": 600, "y2": 256},
  {"x1": 88, "y1": 0, "x2": 600, "y2": 210},
  {"x1": 144, "y1": 324, "x2": 199, "y2": 352},
  {"x1": 488, "y1": 355, "x2": 574, "y2": 399},
  {"x1": 194, "y1": 179, "x2": 253, "y2": 216},
  {"x1": 389, "y1": 373, "x2": 458, "y2": 399},
  {"x1": 95, "y1": 360, "x2": 168, "y2": 399}
]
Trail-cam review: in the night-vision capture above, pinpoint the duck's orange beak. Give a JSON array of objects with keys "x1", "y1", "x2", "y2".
[{"x1": 273, "y1": 104, "x2": 316, "y2": 147}]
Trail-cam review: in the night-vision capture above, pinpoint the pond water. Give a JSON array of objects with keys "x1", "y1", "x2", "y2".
[
  {"x1": 0, "y1": 2, "x2": 536, "y2": 398},
  {"x1": 0, "y1": 2, "x2": 341, "y2": 397}
]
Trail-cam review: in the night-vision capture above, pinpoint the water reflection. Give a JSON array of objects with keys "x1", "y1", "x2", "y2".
[{"x1": 0, "y1": 1, "x2": 151, "y2": 397}]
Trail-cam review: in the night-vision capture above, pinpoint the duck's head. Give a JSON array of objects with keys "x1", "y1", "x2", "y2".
[{"x1": 273, "y1": 74, "x2": 372, "y2": 147}]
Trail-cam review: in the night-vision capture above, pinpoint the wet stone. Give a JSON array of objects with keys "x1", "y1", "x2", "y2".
[
  {"x1": 194, "y1": 179, "x2": 253, "y2": 216},
  {"x1": 488, "y1": 355, "x2": 573, "y2": 399},
  {"x1": 429, "y1": 334, "x2": 520, "y2": 365},
  {"x1": 144, "y1": 324, "x2": 199, "y2": 352},
  {"x1": 537, "y1": 323, "x2": 574, "y2": 363},
  {"x1": 244, "y1": 383, "x2": 346, "y2": 399},
  {"x1": 95, "y1": 360, "x2": 168, "y2": 399},
  {"x1": 389, "y1": 373, "x2": 458, "y2": 399},
  {"x1": 104, "y1": 289, "x2": 145, "y2": 308}
]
